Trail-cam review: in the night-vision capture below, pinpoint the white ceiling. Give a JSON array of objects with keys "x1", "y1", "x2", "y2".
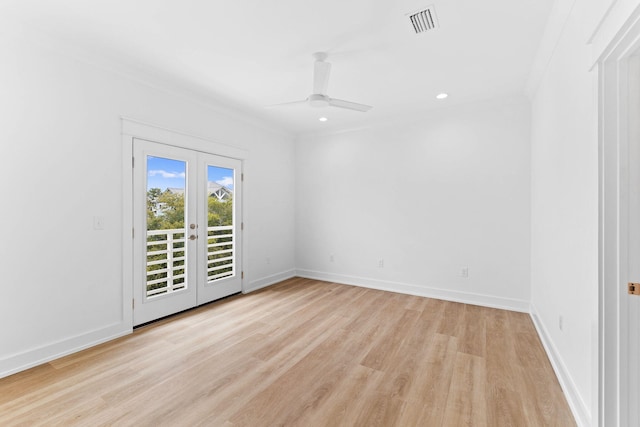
[{"x1": 3, "y1": 0, "x2": 554, "y2": 135}]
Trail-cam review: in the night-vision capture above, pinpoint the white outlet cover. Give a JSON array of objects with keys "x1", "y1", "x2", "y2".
[{"x1": 93, "y1": 216, "x2": 105, "y2": 230}]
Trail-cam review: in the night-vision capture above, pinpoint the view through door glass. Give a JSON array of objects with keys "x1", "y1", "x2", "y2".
[
  {"x1": 146, "y1": 156, "x2": 189, "y2": 298},
  {"x1": 206, "y1": 165, "x2": 235, "y2": 282}
]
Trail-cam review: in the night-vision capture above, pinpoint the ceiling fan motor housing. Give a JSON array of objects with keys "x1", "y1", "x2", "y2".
[{"x1": 308, "y1": 93, "x2": 329, "y2": 107}]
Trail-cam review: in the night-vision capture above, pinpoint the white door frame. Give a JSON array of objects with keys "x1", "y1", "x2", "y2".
[
  {"x1": 598, "y1": 12, "x2": 640, "y2": 426},
  {"x1": 121, "y1": 118, "x2": 249, "y2": 328}
]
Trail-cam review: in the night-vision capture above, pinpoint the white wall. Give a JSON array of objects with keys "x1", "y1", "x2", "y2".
[
  {"x1": 295, "y1": 98, "x2": 532, "y2": 311},
  {"x1": 0, "y1": 25, "x2": 295, "y2": 377},
  {"x1": 4, "y1": 7, "x2": 633, "y2": 426},
  {"x1": 528, "y1": 1, "x2": 599, "y2": 425}
]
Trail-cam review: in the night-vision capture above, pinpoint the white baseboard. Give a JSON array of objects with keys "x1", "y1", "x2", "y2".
[
  {"x1": 0, "y1": 322, "x2": 131, "y2": 380},
  {"x1": 530, "y1": 303, "x2": 591, "y2": 427},
  {"x1": 244, "y1": 269, "x2": 297, "y2": 293},
  {"x1": 295, "y1": 269, "x2": 529, "y2": 312}
]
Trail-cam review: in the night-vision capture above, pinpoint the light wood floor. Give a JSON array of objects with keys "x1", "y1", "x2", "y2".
[{"x1": 0, "y1": 278, "x2": 575, "y2": 426}]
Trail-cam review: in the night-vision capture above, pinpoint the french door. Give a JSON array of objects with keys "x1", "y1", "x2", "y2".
[{"x1": 132, "y1": 138, "x2": 242, "y2": 325}]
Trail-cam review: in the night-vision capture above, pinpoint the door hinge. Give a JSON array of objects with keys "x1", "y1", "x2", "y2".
[
  {"x1": 628, "y1": 282, "x2": 640, "y2": 295},
  {"x1": 132, "y1": 157, "x2": 135, "y2": 168},
  {"x1": 241, "y1": 222, "x2": 244, "y2": 231},
  {"x1": 241, "y1": 271, "x2": 244, "y2": 279},
  {"x1": 241, "y1": 173, "x2": 244, "y2": 181},
  {"x1": 132, "y1": 298, "x2": 135, "y2": 309},
  {"x1": 132, "y1": 228, "x2": 135, "y2": 238}
]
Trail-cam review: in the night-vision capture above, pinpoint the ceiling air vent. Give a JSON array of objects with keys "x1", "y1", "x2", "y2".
[{"x1": 408, "y1": 6, "x2": 438, "y2": 34}]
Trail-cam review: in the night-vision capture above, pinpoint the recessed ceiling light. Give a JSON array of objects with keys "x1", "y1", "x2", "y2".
[
  {"x1": 436, "y1": 93, "x2": 448, "y2": 99},
  {"x1": 319, "y1": 117, "x2": 328, "y2": 122}
]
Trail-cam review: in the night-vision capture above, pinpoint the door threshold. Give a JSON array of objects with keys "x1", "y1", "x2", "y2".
[{"x1": 134, "y1": 291, "x2": 242, "y2": 330}]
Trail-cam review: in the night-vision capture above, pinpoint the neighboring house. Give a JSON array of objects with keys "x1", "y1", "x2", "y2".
[
  {"x1": 166, "y1": 183, "x2": 232, "y2": 201},
  {"x1": 152, "y1": 183, "x2": 232, "y2": 217},
  {"x1": 207, "y1": 182, "x2": 232, "y2": 202}
]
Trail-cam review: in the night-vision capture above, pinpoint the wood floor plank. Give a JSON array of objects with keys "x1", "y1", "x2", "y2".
[
  {"x1": 376, "y1": 304, "x2": 445, "y2": 401},
  {"x1": 0, "y1": 279, "x2": 576, "y2": 426},
  {"x1": 442, "y1": 352, "x2": 488, "y2": 427},
  {"x1": 352, "y1": 393, "x2": 406, "y2": 427},
  {"x1": 298, "y1": 364, "x2": 384, "y2": 427},
  {"x1": 486, "y1": 386, "x2": 528, "y2": 427},
  {"x1": 457, "y1": 304, "x2": 487, "y2": 357},
  {"x1": 485, "y1": 307, "x2": 520, "y2": 391},
  {"x1": 395, "y1": 333, "x2": 458, "y2": 426},
  {"x1": 437, "y1": 299, "x2": 466, "y2": 337},
  {"x1": 227, "y1": 325, "x2": 369, "y2": 426},
  {"x1": 402, "y1": 293, "x2": 429, "y2": 312},
  {"x1": 359, "y1": 308, "x2": 421, "y2": 372},
  {"x1": 341, "y1": 288, "x2": 396, "y2": 334}
]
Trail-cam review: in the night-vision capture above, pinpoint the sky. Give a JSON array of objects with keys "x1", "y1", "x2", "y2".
[{"x1": 147, "y1": 156, "x2": 234, "y2": 191}]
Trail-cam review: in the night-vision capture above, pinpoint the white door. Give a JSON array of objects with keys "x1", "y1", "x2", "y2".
[
  {"x1": 196, "y1": 153, "x2": 243, "y2": 305},
  {"x1": 133, "y1": 138, "x2": 242, "y2": 325}
]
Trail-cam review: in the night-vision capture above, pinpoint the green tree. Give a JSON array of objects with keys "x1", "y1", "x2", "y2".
[
  {"x1": 147, "y1": 189, "x2": 186, "y2": 230},
  {"x1": 208, "y1": 198, "x2": 233, "y2": 226},
  {"x1": 146, "y1": 188, "x2": 232, "y2": 229},
  {"x1": 146, "y1": 188, "x2": 162, "y2": 229}
]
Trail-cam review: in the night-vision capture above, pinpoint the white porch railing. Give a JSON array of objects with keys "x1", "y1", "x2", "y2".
[
  {"x1": 146, "y1": 225, "x2": 234, "y2": 297},
  {"x1": 206, "y1": 225, "x2": 234, "y2": 281}
]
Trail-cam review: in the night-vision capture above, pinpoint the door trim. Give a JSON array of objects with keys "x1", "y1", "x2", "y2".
[
  {"x1": 122, "y1": 118, "x2": 248, "y2": 329},
  {"x1": 598, "y1": 12, "x2": 640, "y2": 426},
  {"x1": 122, "y1": 117, "x2": 250, "y2": 160}
]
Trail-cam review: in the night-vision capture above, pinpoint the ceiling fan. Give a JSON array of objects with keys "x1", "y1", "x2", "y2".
[{"x1": 272, "y1": 52, "x2": 372, "y2": 112}]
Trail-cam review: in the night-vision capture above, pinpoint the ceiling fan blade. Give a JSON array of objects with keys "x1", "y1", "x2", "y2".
[
  {"x1": 265, "y1": 99, "x2": 308, "y2": 109},
  {"x1": 313, "y1": 61, "x2": 331, "y2": 95},
  {"x1": 328, "y1": 98, "x2": 373, "y2": 112}
]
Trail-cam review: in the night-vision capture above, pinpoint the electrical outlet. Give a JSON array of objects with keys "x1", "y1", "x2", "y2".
[
  {"x1": 559, "y1": 315, "x2": 563, "y2": 331},
  {"x1": 329, "y1": 254, "x2": 334, "y2": 262},
  {"x1": 266, "y1": 257, "x2": 271, "y2": 265},
  {"x1": 460, "y1": 267, "x2": 469, "y2": 278},
  {"x1": 378, "y1": 259, "x2": 384, "y2": 268},
  {"x1": 93, "y1": 216, "x2": 105, "y2": 230}
]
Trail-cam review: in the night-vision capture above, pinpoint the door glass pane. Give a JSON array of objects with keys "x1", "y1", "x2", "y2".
[
  {"x1": 145, "y1": 156, "x2": 187, "y2": 297},
  {"x1": 207, "y1": 165, "x2": 234, "y2": 282}
]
